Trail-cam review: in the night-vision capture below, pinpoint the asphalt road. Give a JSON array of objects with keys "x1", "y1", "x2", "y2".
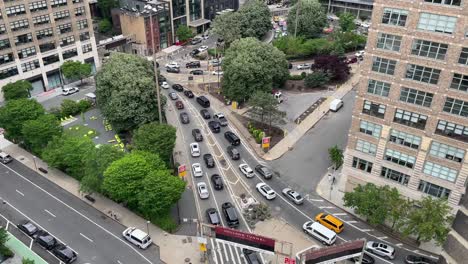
[
  {"x1": 40, "y1": 83, "x2": 96, "y2": 110},
  {"x1": 0, "y1": 161, "x2": 162, "y2": 264}
]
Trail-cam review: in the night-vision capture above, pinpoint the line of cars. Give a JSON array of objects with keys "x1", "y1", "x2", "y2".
[{"x1": 17, "y1": 220, "x2": 77, "y2": 263}]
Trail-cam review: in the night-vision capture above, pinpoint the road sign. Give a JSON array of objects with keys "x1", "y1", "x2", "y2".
[
  {"x1": 178, "y1": 164, "x2": 187, "y2": 177},
  {"x1": 199, "y1": 243, "x2": 207, "y2": 252},
  {"x1": 261, "y1": 137, "x2": 271, "y2": 149}
]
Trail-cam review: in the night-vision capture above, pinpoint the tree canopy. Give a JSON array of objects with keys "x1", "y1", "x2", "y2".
[
  {"x1": 338, "y1": 13, "x2": 356, "y2": 32},
  {"x1": 60, "y1": 61, "x2": 92, "y2": 84},
  {"x1": 248, "y1": 91, "x2": 285, "y2": 132},
  {"x1": 212, "y1": 12, "x2": 242, "y2": 46},
  {"x1": 22, "y1": 114, "x2": 62, "y2": 155},
  {"x1": 328, "y1": 145, "x2": 343, "y2": 169},
  {"x1": 2, "y1": 80, "x2": 33, "y2": 101},
  {"x1": 98, "y1": 18, "x2": 112, "y2": 33},
  {"x1": 222, "y1": 38, "x2": 289, "y2": 102},
  {"x1": 312, "y1": 55, "x2": 350, "y2": 81},
  {"x1": 176, "y1": 25, "x2": 194, "y2": 42},
  {"x1": 95, "y1": 53, "x2": 161, "y2": 131},
  {"x1": 133, "y1": 123, "x2": 176, "y2": 164},
  {"x1": 287, "y1": 0, "x2": 327, "y2": 39},
  {"x1": 97, "y1": 0, "x2": 118, "y2": 19},
  {"x1": 0, "y1": 99, "x2": 45, "y2": 142}
]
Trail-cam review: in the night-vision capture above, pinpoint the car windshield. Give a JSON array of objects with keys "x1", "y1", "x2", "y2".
[{"x1": 264, "y1": 186, "x2": 272, "y2": 192}]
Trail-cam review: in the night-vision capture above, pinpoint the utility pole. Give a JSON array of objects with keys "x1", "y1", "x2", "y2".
[
  {"x1": 148, "y1": 8, "x2": 162, "y2": 123},
  {"x1": 294, "y1": 0, "x2": 301, "y2": 38}
]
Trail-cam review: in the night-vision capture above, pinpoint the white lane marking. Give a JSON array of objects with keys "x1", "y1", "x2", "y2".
[
  {"x1": 228, "y1": 243, "x2": 235, "y2": 263},
  {"x1": 222, "y1": 241, "x2": 229, "y2": 262},
  {"x1": 15, "y1": 190, "x2": 24, "y2": 196},
  {"x1": 117, "y1": 260, "x2": 123, "y2": 264},
  {"x1": 234, "y1": 246, "x2": 242, "y2": 264},
  {"x1": 29, "y1": 239, "x2": 33, "y2": 249},
  {"x1": 0, "y1": 164, "x2": 154, "y2": 264},
  {"x1": 308, "y1": 199, "x2": 324, "y2": 202},
  {"x1": 44, "y1": 209, "x2": 56, "y2": 218},
  {"x1": 347, "y1": 221, "x2": 358, "y2": 223},
  {"x1": 210, "y1": 239, "x2": 219, "y2": 264},
  {"x1": 319, "y1": 206, "x2": 335, "y2": 209},
  {"x1": 396, "y1": 243, "x2": 403, "y2": 247},
  {"x1": 361, "y1": 229, "x2": 373, "y2": 232},
  {"x1": 377, "y1": 236, "x2": 388, "y2": 240},
  {"x1": 333, "y1": 213, "x2": 347, "y2": 216},
  {"x1": 80, "y1": 233, "x2": 94, "y2": 243},
  {"x1": 204, "y1": 172, "x2": 226, "y2": 226}
]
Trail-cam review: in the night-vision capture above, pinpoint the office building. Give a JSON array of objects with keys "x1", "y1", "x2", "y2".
[
  {"x1": 339, "y1": 0, "x2": 468, "y2": 209},
  {"x1": 321, "y1": 0, "x2": 374, "y2": 20},
  {"x1": 0, "y1": 0, "x2": 99, "y2": 96}
]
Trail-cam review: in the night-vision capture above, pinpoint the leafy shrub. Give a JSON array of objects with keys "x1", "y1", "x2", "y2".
[
  {"x1": 0, "y1": 246, "x2": 14, "y2": 258},
  {"x1": 288, "y1": 74, "x2": 305, "y2": 80},
  {"x1": 78, "y1": 100, "x2": 92, "y2": 113},
  {"x1": 61, "y1": 100, "x2": 80, "y2": 117},
  {"x1": 153, "y1": 214, "x2": 178, "y2": 233},
  {"x1": 304, "y1": 72, "x2": 330, "y2": 88},
  {"x1": 300, "y1": 72, "x2": 307, "y2": 79}
]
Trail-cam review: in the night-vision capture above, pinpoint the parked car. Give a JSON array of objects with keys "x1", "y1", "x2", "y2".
[
  {"x1": 17, "y1": 221, "x2": 39, "y2": 236},
  {"x1": 190, "y1": 70, "x2": 204, "y2": 75},
  {"x1": 172, "y1": 84, "x2": 184, "y2": 92},
  {"x1": 203, "y1": 154, "x2": 215, "y2": 168},
  {"x1": 366, "y1": 241, "x2": 395, "y2": 260},
  {"x1": 256, "y1": 182, "x2": 276, "y2": 200},
  {"x1": 243, "y1": 249, "x2": 262, "y2": 264},
  {"x1": 222, "y1": 202, "x2": 239, "y2": 228},
  {"x1": 210, "y1": 59, "x2": 222, "y2": 66},
  {"x1": 169, "y1": 92, "x2": 178, "y2": 100},
  {"x1": 190, "y1": 49, "x2": 200, "y2": 56},
  {"x1": 160, "y1": 81, "x2": 170, "y2": 89},
  {"x1": 0, "y1": 152, "x2": 12, "y2": 164},
  {"x1": 122, "y1": 227, "x2": 152, "y2": 249},
  {"x1": 355, "y1": 50, "x2": 365, "y2": 58},
  {"x1": 35, "y1": 231, "x2": 58, "y2": 250},
  {"x1": 158, "y1": 74, "x2": 166, "y2": 82},
  {"x1": 239, "y1": 164, "x2": 255, "y2": 178},
  {"x1": 192, "y1": 128, "x2": 203, "y2": 142},
  {"x1": 282, "y1": 188, "x2": 304, "y2": 205},
  {"x1": 186, "y1": 61, "x2": 201, "y2": 68},
  {"x1": 211, "y1": 174, "x2": 224, "y2": 190},
  {"x1": 206, "y1": 208, "x2": 220, "y2": 225},
  {"x1": 212, "y1": 70, "x2": 223, "y2": 75},
  {"x1": 62, "y1": 87, "x2": 79, "y2": 96},
  {"x1": 224, "y1": 131, "x2": 240, "y2": 146},
  {"x1": 227, "y1": 146, "x2": 240, "y2": 160},
  {"x1": 190, "y1": 143, "x2": 200, "y2": 157},
  {"x1": 184, "y1": 90, "x2": 194, "y2": 98},
  {"x1": 297, "y1": 63, "x2": 311, "y2": 70},
  {"x1": 214, "y1": 113, "x2": 228, "y2": 126},
  {"x1": 255, "y1": 165, "x2": 273, "y2": 179},
  {"x1": 198, "y1": 45, "x2": 209, "y2": 52},
  {"x1": 353, "y1": 253, "x2": 375, "y2": 264},
  {"x1": 302, "y1": 221, "x2": 336, "y2": 246},
  {"x1": 208, "y1": 121, "x2": 221, "y2": 133},
  {"x1": 165, "y1": 62, "x2": 180, "y2": 68},
  {"x1": 166, "y1": 67, "x2": 180, "y2": 73},
  {"x1": 175, "y1": 100, "x2": 184, "y2": 109},
  {"x1": 191, "y1": 37, "x2": 202, "y2": 45},
  {"x1": 52, "y1": 244, "x2": 77, "y2": 263},
  {"x1": 200, "y1": 109, "x2": 211, "y2": 119},
  {"x1": 179, "y1": 112, "x2": 190, "y2": 124},
  {"x1": 405, "y1": 255, "x2": 436, "y2": 264},
  {"x1": 192, "y1": 163, "x2": 203, "y2": 177},
  {"x1": 197, "y1": 182, "x2": 209, "y2": 199}
]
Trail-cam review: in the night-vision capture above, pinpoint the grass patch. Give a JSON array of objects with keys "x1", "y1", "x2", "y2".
[
  {"x1": 65, "y1": 125, "x2": 100, "y2": 138},
  {"x1": 152, "y1": 214, "x2": 178, "y2": 233}
]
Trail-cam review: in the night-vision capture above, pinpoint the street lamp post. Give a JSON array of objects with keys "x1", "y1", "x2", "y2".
[
  {"x1": 32, "y1": 156, "x2": 38, "y2": 171},
  {"x1": 146, "y1": 6, "x2": 162, "y2": 124},
  {"x1": 146, "y1": 220, "x2": 150, "y2": 235}
]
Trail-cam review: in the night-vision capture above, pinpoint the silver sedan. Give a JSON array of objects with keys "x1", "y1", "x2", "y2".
[{"x1": 282, "y1": 188, "x2": 304, "y2": 205}]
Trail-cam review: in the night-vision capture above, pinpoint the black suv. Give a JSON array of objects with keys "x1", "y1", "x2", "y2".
[
  {"x1": 35, "y1": 231, "x2": 58, "y2": 250},
  {"x1": 255, "y1": 165, "x2": 273, "y2": 179},
  {"x1": 186, "y1": 61, "x2": 201, "y2": 68},
  {"x1": 206, "y1": 208, "x2": 220, "y2": 225},
  {"x1": 180, "y1": 112, "x2": 190, "y2": 124},
  {"x1": 211, "y1": 174, "x2": 223, "y2": 190},
  {"x1": 17, "y1": 221, "x2": 39, "y2": 237},
  {"x1": 53, "y1": 244, "x2": 77, "y2": 263},
  {"x1": 184, "y1": 90, "x2": 194, "y2": 98},
  {"x1": 203, "y1": 154, "x2": 215, "y2": 168},
  {"x1": 166, "y1": 67, "x2": 180, "y2": 73},
  {"x1": 208, "y1": 121, "x2": 220, "y2": 133},
  {"x1": 227, "y1": 146, "x2": 240, "y2": 160},
  {"x1": 172, "y1": 84, "x2": 184, "y2": 92},
  {"x1": 224, "y1": 131, "x2": 240, "y2": 146},
  {"x1": 200, "y1": 109, "x2": 211, "y2": 119},
  {"x1": 190, "y1": 70, "x2": 204, "y2": 75},
  {"x1": 222, "y1": 202, "x2": 239, "y2": 228}
]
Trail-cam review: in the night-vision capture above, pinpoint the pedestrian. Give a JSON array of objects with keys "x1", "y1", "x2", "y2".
[{"x1": 332, "y1": 176, "x2": 336, "y2": 185}]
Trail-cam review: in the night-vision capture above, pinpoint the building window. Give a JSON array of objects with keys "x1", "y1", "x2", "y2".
[
  {"x1": 36, "y1": 28, "x2": 54, "y2": 40},
  {"x1": 10, "y1": 19, "x2": 30, "y2": 32},
  {"x1": 15, "y1": 33, "x2": 33, "y2": 46},
  {"x1": 57, "y1": 23, "x2": 72, "y2": 34},
  {"x1": 423, "y1": 0, "x2": 461, "y2": 6},
  {"x1": 6, "y1": 5, "x2": 26, "y2": 17},
  {"x1": 18, "y1": 46, "x2": 36, "y2": 59},
  {"x1": 459, "y1": 48, "x2": 468, "y2": 65},
  {"x1": 39, "y1": 42, "x2": 56, "y2": 53},
  {"x1": 29, "y1": 1, "x2": 48, "y2": 12},
  {"x1": 424, "y1": 162, "x2": 458, "y2": 182},
  {"x1": 82, "y1": 43, "x2": 92, "y2": 53},
  {"x1": 0, "y1": 66, "x2": 19, "y2": 80},
  {"x1": 389, "y1": 129, "x2": 421, "y2": 149},
  {"x1": 75, "y1": 6, "x2": 85, "y2": 16},
  {"x1": 172, "y1": 0, "x2": 186, "y2": 18},
  {"x1": 54, "y1": 10, "x2": 70, "y2": 21},
  {"x1": 443, "y1": 97, "x2": 468, "y2": 117},
  {"x1": 355, "y1": 139, "x2": 377, "y2": 156},
  {"x1": 450, "y1": 73, "x2": 468, "y2": 92},
  {"x1": 33, "y1": 14, "x2": 50, "y2": 25},
  {"x1": 51, "y1": 0, "x2": 67, "y2": 8},
  {"x1": 43, "y1": 54, "x2": 59, "y2": 65},
  {"x1": 0, "y1": 39, "x2": 11, "y2": 50},
  {"x1": 417, "y1": 13, "x2": 456, "y2": 34},
  {"x1": 382, "y1": 8, "x2": 408, "y2": 27},
  {"x1": 62, "y1": 48, "x2": 78, "y2": 59},
  {"x1": 60, "y1": 35, "x2": 75, "y2": 47},
  {"x1": 418, "y1": 180, "x2": 451, "y2": 198},
  {"x1": 0, "y1": 24, "x2": 6, "y2": 35},
  {"x1": 359, "y1": 120, "x2": 382, "y2": 138},
  {"x1": 77, "y1": 19, "x2": 88, "y2": 30},
  {"x1": 435, "y1": 120, "x2": 468, "y2": 143},
  {"x1": 0, "y1": 53, "x2": 14, "y2": 65},
  {"x1": 352, "y1": 157, "x2": 373, "y2": 173},
  {"x1": 79, "y1": 32, "x2": 90, "y2": 41},
  {"x1": 385, "y1": 149, "x2": 416, "y2": 169},
  {"x1": 372, "y1": 57, "x2": 396, "y2": 75},
  {"x1": 189, "y1": 0, "x2": 202, "y2": 21},
  {"x1": 405, "y1": 64, "x2": 441, "y2": 85},
  {"x1": 399, "y1": 87, "x2": 433, "y2": 107},
  {"x1": 411, "y1": 39, "x2": 448, "y2": 60},
  {"x1": 394, "y1": 109, "x2": 428, "y2": 130},
  {"x1": 21, "y1": 60, "x2": 40, "y2": 72},
  {"x1": 367, "y1": 79, "x2": 390, "y2": 97},
  {"x1": 429, "y1": 141, "x2": 465, "y2": 163},
  {"x1": 381, "y1": 167, "x2": 410, "y2": 186},
  {"x1": 376, "y1": 33, "x2": 402, "y2": 52},
  {"x1": 362, "y1": 100, "x2": 386, "y2": 118}
]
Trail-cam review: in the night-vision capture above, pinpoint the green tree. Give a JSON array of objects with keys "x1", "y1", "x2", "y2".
[
  {"x1": 22, "y1": 258, "x2": 35, "y2": 264},
  {"x1": 222, "y1": 38, "x2": 289, "y2": 102},
  {"x1": 338, "y1": 12, "x2": 356, "y2": 32},
  {"x1": 133, "y1": 123, "x2": 176, "y2": 164},
  {"x1": 176, "y1": 25, "x2": 194, "y2": 42},
  {"x1": 333, "y1": 32, "x2": 367, "y2": 52},
  {"x1": 328, "y1": 145, "x2": 343, "y2": 169},
  {"x1": 287, "y1": 0, "x2": 327, "y2": 39},
  {"x1": 401, "y1": 196, "x2": 454, "y2": 245},
  {"x1": 0, "y1": 99, "x2": 45, "y2": 142},
  {"x1": 22, "y1": 114, "x2": 62, "y2": 155},
  {"x1": 97, "y1": 0, "x2": 118, "y2": 19},
  {"x1": 0, "y1": 227, "x2": 8, "y2": 246},
  {"x1": 238, "y1": 0, "x2": 271, "y2": 39},
  {"x1": 212, "y1": 12, "x2": 242, "y2": 46},
  {"x1": 248, "y1": 91, "x2": 285, "y2": 133},
  {"x1": 60, "y1": 61, "x2": 92, "y2": 84},
  {"x1": 81, "y1": 145, "x2": 125, "y2": 194},
  {"x1": 386, "y1": 189, "x2": 412, "y2": 230},
  {"x1": 98, "y1": 18, "x2": 112, "y2": 33},
  {"x1": 42, "y1": 134, "x2": 95, "y2": 180},
  {"x1": 2, "y1": 80, "x2": 33, "y2": 101},
  {"x1": 96, "y1": 53, "x2": 161, "y2": 131},
  {"x1": 304, "y1": 72, "x2": 330, "y2": 88}
]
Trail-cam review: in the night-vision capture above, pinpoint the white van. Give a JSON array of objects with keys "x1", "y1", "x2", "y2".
[
  {"x1": 303, "y1": 221, "x2": 337, "y2": 245},
  {"x1": 122, "y1": 227, "x2": 152, "y2": 249},
  {"x1": 0, "y1": 152, "x2": 13, "y2": 164},
  {"x1": 329, "y1": 99, "x2": 343, "y2": 112}
]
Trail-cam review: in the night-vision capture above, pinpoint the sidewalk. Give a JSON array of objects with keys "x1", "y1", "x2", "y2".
[{"x1": 1, "y1": 136, "x2": 202, "y2": 264}]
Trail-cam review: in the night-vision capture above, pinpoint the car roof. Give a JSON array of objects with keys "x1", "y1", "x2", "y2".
[{"x1": 130, "y1": 228, "x2": 149, "y2": 240}]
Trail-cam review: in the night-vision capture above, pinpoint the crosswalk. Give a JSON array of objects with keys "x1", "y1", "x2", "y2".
[{"x1": 209, "y1": 238, "x2": 264, "y2": 264}]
